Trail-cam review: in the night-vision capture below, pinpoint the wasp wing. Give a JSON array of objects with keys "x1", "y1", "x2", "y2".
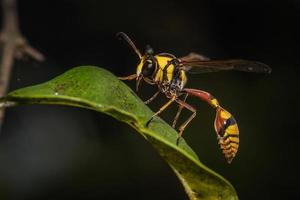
[
  {"x1": 157, "y1": 52, "x2": 177, "y2": 58},
  {"x1": 179, "y1": 52, "x2": 210, "y2": 62},
  {"x1": 180, "y1": 59, "x2": 271, "y2": 74}
]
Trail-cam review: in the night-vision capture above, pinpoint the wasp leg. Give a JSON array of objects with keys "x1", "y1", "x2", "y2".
[
  {"x1": 118, "y1": 74, "x2": 137, "y2": 80},
  {"x1": 144, "y1": 90, "x2": 160, "y2": 105},
  {"x1": 175, "y1": 98, "x2": 196, "y2": 145},
  {"x1": 172, "y1": 93, "x2": 189, "y2": 128},
  {"x1": 144, "y1": 77, "x2": 156, "y2": 85},
  {"x1": 146, "y1": 96, "x2": 176, "y2": 127}
]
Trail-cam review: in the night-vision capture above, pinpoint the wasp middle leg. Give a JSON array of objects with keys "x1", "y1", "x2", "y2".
[
  {"x1": 146, "y1": 95, "x2": 176, "y2": 127},
  {"x1": 172, "y1": 93, "x2": 189, "y2": 128}
]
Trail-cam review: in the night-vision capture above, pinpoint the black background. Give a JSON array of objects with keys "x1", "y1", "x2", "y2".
[{"x1": 0, "y1": 0, "x2": 299, "y2": 199}]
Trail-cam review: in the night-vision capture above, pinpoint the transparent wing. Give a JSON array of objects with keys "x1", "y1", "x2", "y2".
[
  {"x1": 157, "y1": 52, "x2": 177, "y2": 58},
  {"x1": 179, "y1": 52, "x2": 210, "y2": 62},
  {"x1": 180, "y1": 59, "x2": 271, "y2": 74}
]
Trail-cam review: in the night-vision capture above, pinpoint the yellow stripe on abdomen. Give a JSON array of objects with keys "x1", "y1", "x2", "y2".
[{"x1": 215, "y1": 107, "x2": 239, "y2": 163}]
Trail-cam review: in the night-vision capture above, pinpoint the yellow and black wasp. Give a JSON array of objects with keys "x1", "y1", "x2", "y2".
[{"x1": 117, "y1": 32, "x2": 271, "y2": 163}]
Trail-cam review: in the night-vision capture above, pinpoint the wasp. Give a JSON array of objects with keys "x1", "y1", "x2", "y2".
[{"x1": 117, "y1": 32, "x2": 271, "y2": 163}]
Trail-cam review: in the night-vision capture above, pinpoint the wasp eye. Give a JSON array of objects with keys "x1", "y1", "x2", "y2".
[
  {"x1": 146, "y1": 60, "x2": 153, "y2": 68},
  {"x1": 142, "y1": 59, "x2": 155, "y2": 77}
]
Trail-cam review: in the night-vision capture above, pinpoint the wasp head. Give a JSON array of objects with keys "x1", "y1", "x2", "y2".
[
  {"x1": 135, "y1": 45, "x2": 157, "y2": 91},
  {"x1": 117, "y1": 32, "x2": 157, "y2": 91},
  {"x1": 137, "y1": 46, "x2": 156, "y2": 76}
]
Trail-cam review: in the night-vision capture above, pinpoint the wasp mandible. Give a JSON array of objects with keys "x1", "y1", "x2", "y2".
[{"x1": 117, "y1": 32, "x2": 271, "y2": 163}]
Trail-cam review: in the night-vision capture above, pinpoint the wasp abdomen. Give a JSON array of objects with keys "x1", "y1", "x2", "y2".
[{"x1": 215, "y1": 107, "x2": 239, "y2": 163}]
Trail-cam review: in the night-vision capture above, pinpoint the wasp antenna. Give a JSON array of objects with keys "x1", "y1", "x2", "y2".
[{"x1": 116, "y1": 32, "x2": 142, "y2": 59}]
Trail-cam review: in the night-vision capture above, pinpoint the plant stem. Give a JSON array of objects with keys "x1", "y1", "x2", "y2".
[{"x1": 0, "y1": 0, "x2": 45, "y2": 129}]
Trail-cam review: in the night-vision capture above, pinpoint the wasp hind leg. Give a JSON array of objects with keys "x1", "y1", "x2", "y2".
[
  {"x1": 118, "y1": 74, "x2": 137, "y2": 80},
  {"x1": 175, "y1": 98, "x2": 197, "y2": 145},
  {"x1": 146, "y1": 96, "x2": 176, "y2": 127}
]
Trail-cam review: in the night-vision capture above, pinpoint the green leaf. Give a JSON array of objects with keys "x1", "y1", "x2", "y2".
[{"x1": 0, "y1": 66, "x2": 238, "y2": 200}]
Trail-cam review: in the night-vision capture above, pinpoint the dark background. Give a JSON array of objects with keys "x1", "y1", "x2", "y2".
[{"x1": 0, "y1": 0, "x2": 299, "y2": 199}]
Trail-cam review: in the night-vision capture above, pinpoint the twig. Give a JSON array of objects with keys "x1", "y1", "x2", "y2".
[{"x1": 0, "y1": 0, "x2": 45, "y2": 129}]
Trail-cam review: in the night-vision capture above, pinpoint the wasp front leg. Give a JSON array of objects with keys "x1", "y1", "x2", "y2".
[
  {"x1": 183, "y1": 88, "x2": 239, "y2": 163},
  {"x1": 118, "y1": 74, "x2": 137, "y2": 80},
  {"x1": 119, "y1": 74, "x2": 141, "y2": 92}
]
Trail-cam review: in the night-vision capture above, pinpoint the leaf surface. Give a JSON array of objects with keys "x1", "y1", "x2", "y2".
[{"x1": 1, "y1": 66, "x2": 238, "y2": 200}]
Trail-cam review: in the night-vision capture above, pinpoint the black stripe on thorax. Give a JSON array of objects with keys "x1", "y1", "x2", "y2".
[
  {"x1": 151, "y1": 56, "x2": 159, "y2": 80},
  {"x1": 171, "y1": 60, "x2": 183, "y2": 85},
  {"x1": 162, "y1": 60, "x2": 172, "y2": 83}
]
